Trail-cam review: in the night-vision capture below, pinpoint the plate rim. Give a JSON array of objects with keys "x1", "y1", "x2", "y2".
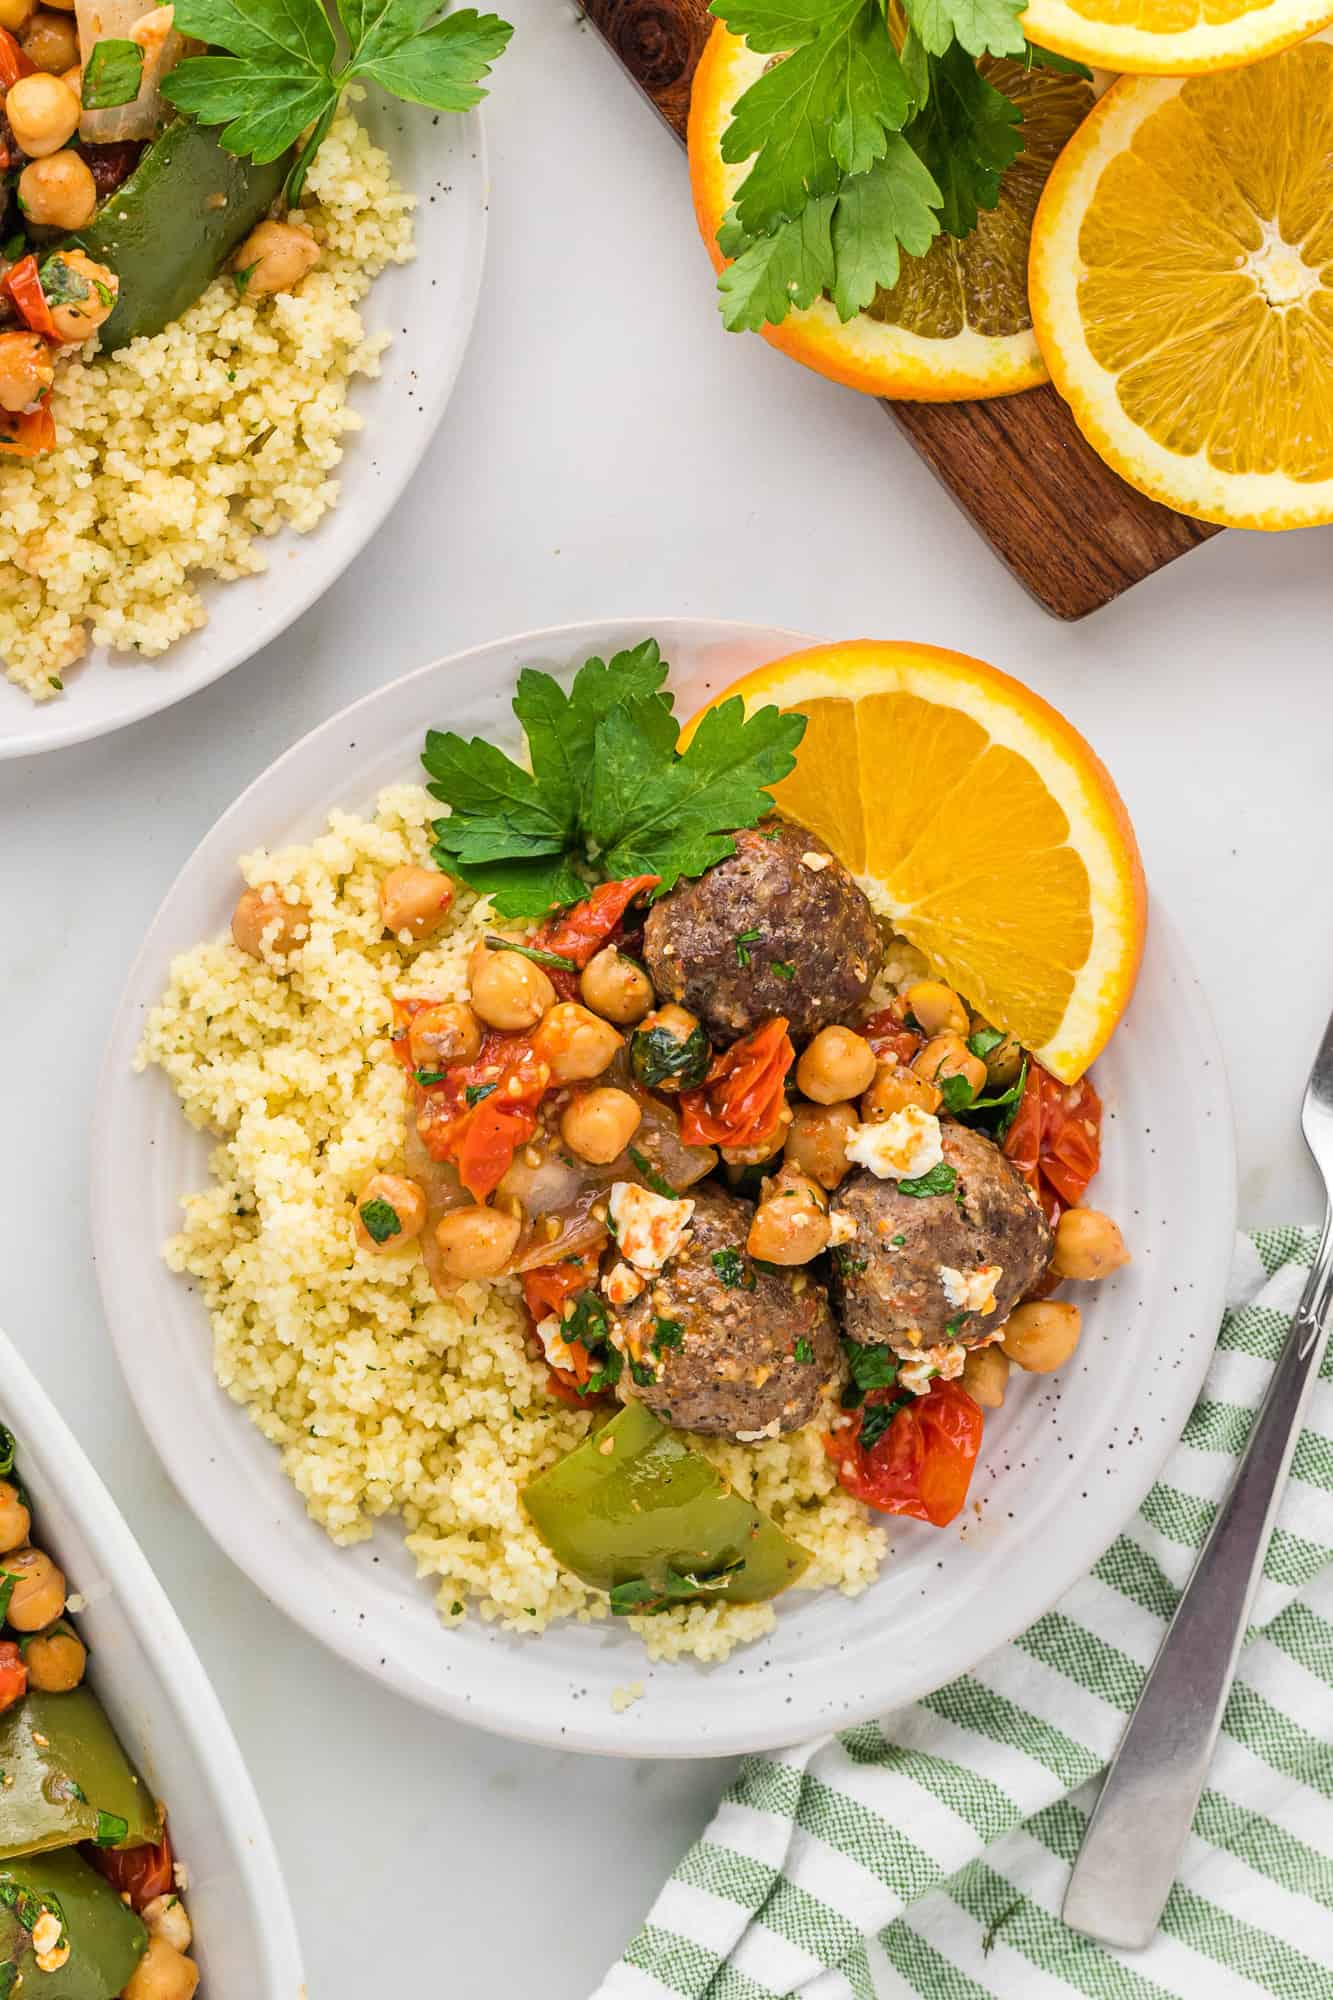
[
  {"x1": 0, "y1": 99, "x2": 490, "y2": 763},
  {"x1": 90, "y1": 615, "x2": 1239, "y2": 1756}
]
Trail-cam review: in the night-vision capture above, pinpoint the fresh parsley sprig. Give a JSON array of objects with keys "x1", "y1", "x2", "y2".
[
  {"x1": 710, "y1": 0, "x2": 1084, "y2": 333},
  {"x1": 422, "y1": 639, "x2": 806, "y2": 918},
  {"x1": 162, "y1": 0, "x2": 513, "y2": 205}
]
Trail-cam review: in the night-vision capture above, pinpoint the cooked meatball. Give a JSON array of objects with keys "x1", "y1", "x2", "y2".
[
  {"x1": 830, "y1": 1122, "x2": 1052, "y2": 1352},
  {"x1": 614, "y1": 1185, "x2": 839, "y2": 1437},
  {"x1": 642, "y1": 818, "x2": 881, "y2": 1044}
]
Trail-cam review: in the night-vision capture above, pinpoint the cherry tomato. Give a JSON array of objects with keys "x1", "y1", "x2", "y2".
[
  {"x1": 0, "y1": 26, "x2": 36, "y2": 87},
  {"x1": 400, "y1": 1013, "x2": 551, "y2": 1198},
  {"x1": 859, "y1": 1007, "x2": 924, "y2": 1068},
  {"x1": 678, "y1": 1017, "x2": 793, "y2": 1149},
  {"x1": 825, "y1": 1379, "x2": 984, "y2": 1528},
  {"x1": 1003, "y1": 1063, "x2": 1102, "y2": 1223},
  {"x1": 533, "y1": 876, "x2": 660, "y2": 997},
  {"x1": 0, "y1": 405, "x2": 56, "y2": 459},
  {"x1": 521, "y1": 1242, "x2": 606, "y2": 1326},
  {"x1": 91, "y1": 1826, "x2": 174, "y2": 1909},
  {"x1": 0, "y1": 1639, "x2": 27, "y2": 1714},
  {"x1": 2, "y1": 257, "x2": 57, "y2": 342}
]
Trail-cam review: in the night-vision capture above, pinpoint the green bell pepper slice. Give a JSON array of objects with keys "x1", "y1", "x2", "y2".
[
  {"x1": 70, "y1": 117, "x2": 294, "y2": 353},
  {"x1": 1, "y1": 1848, "x2": 147, "y2": 2000},
  {"x1": 523, "y1": 1404, "x2": 810, "y2": 1612},
  {"x1": 0, "y1": 1686, "x2": 163, "y2": 1863}
]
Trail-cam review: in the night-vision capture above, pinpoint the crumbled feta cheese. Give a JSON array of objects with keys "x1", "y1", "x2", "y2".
[
  {"x1": 828, "y1": 1209, "x2": 859, "y2": 1246},
  {"x1": 603, "y1": 1260, "x2": 645, "y2": 1307},
  {"x1": 64, "y1": 1591, "x2": 87, "y2": 1614},
  {"x1": 940, "y1": 1263, "x2": 1002, "y2": 1316},
  {"x1": 801, "y1": 850, "x2": 832, "y2": 871},
  {"x1": 900, "y1": 1341, "x2": 968, "y2": 1395},
  {"x1": 845, "y1": 1107, "x2": 943, "y2": 1181},
  {"x1": 535, "y1": 1314, "x2": 579, "y2": 1372},
  {"x1": 611, "y1": 1680, "x2": 645, "y2": 1713},
  {"x1": 32, "y1": 1913, "x2": 68, "y2": 1973},
  {"x1": 735, "y1": 1417, "x2": 783, "y2": 1442},
  {"x1": 608, "y1": 1182, "x2": 695, "y2": 1272}
]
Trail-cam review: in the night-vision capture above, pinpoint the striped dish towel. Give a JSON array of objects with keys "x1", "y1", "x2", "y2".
[{"x1": 597, "y1": 1226, "x2": 1333, "y2": 2000}]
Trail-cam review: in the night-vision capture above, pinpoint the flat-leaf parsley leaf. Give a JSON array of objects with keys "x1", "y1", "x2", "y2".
[{"x1": 164, "y1": 0, "x2": 513, "y2": 205}]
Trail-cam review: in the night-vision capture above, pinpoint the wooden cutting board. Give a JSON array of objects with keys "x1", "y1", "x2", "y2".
[{"x1": 577, "y1": 0, "x2": 1220, "y2": 620}]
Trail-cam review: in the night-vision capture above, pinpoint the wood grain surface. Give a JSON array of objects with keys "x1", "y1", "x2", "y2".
[{"x1": 577, "y1": 0, "x2": 1220, "y2": 620}]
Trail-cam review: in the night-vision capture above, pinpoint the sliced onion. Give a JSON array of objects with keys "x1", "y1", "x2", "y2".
[{"x1": 78, "y1": 1, "x2": 190, "y2": 145}]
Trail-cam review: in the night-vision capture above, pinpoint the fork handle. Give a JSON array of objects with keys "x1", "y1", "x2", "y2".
[{"x1": 1062, "y1": 1213, "x2": 1333, "y2": 1950}]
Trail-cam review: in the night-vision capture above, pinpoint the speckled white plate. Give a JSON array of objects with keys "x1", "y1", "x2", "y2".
[
  {"x1": 0, "y1": 90, "x2": 490, "y2": 760},
  {"x1": 0, "y1": 1328, "x2": 305, "y2": 1995},
  {"x1": 91, "y1": 617, "x2": 1237, "y2": 1756}
]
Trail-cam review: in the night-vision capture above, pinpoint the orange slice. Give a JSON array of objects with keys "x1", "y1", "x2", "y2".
[
  {"x1": 688, "y1": 23, "x2": 1095, "y2": 402},
  {"x1": 1021, "y1": 0, "x2": 1333, "y2": 76},
  {"x1": 685, "y1": 640, "x2": 1146, "y2": 1082},
  {"x1": 1030, "y1": 33, "x2": 1333, "y2": 529}
]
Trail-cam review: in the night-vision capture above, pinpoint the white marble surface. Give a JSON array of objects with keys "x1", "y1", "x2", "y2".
[{"x1": 1, "y1": 2, "x2": 1331, "y2": 1989}]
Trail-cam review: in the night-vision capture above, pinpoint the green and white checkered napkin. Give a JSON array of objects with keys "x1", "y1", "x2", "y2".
[{"x1": 598, "y1": 1226, "x2": 1333, "y2": 2000}]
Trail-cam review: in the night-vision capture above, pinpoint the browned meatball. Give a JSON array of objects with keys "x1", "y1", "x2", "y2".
[
  {"x1": 642, "y1": 818, "x2": 881, "y2": 1044},
  {"x1": 614, "y1": 1186, "x2": 839, "y2": 1437},
  {"x1": 829, "y1": 1122, "x2": 1052, "y2": 1352}
]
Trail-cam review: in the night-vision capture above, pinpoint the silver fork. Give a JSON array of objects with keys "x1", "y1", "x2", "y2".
[{"x1": 1062, "y1": 1007, "x2": 1333, "y2": 1950}]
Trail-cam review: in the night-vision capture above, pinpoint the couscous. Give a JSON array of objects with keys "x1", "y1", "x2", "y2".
[{"x1": 136, "y1": 648, "x2": 1129, "y2": 1662}]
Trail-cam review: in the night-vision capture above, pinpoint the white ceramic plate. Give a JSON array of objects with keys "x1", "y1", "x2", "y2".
[
  {"x1": 92, "y1": 616, "x2": 1238, "y2": 1757},
  {"x1": 0, "y1": 92, "x2": 489, "y2": 761},
  {"x1": 0, "y1": 1328, "x2": 305, "y2": 1995}
]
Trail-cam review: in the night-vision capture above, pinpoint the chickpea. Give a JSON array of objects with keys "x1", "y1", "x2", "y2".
[
  {"x1": 5, "y1": 71, "x2": 79, "y2": 155},
  {"x1": 747, "y1": 1167, "x2": 830, "y2": 1265},
  {"x1": 579, "y1": 947, "x2": 654, "y2": 1026},
  {"x1": 1051, "y1": 1208, "x2": 1130, "y2": 1282},
  {"x1": 0, "y1": 0, "x2": 37, "y2": 29},
  {"x1": 434, "y1": 1205, "x2": 522, "y2": 1280},
  {"x1": 379, "y1": 865, "x2": 453, "y2": 940},
  {"x1": 231, "y1": 885, "x2": 309, "y2": 959},
  {"x1": 0, "y1": 1480, "x2": 31, "y2": 1555},
  {"x1": 970, "y1": 1016, "x2": 1024, "y2": 1087},
  {"x1": 408, "y1": 1001, "x2": 482, "y2": 1071},
  {"x1": 469, "y1": 942, "x2": 555, "y2": 1032},
  {"x1": 232, "y1": 219, "x2": 319, "y2": 298},
  {"x1": 633, "y1": 1003, "x2": 703, "y2": 1090},
  {"x1": 354, "y1": 1172, "x2": 426, "y2": 1252},
  {"x1": 141, "y1": 1897, "x2": 192, "y2": 1956},
  {"x1": 785, "y1": 1100, "x2": 857, "y2": 1189},
  {"x1": 40, "y1": 0, "x2": 73, "y2": 11},
  {"x1": 42, "y1": 249, "x2": 119, "y2": 344},
  {"x1": 1001, "y1": 1299, "x2": 1083, "y2": 1374},
  {"x1": 912, "y1": 1033, "x2": 987, "y2": 1100},
  {"x1": 18, "y1": 149, "x2": 96, "y2": 229},
  {"x1": 962, "y1": 1344, "x2": 1010, "y2": 1409},
  {"x1": 861, "y1": 1058, "x2": 940, "y2": 1122},
  {"x1": 2, "y1": 1547, "x2": 65, "y2": 1630},
  {"x1": 0, "y1": 332, "x2": 53, "y2": 415},
  {"x1": 532, "y1": 1002, "x2": 623, "y2": 1084},
  {"x1": 60, "y1": 61, "x2": 80, "y2": 96},
  {"x1": 20, "y1": 8, "x2": 78, "y2": 69},
  {"x1": 24, "y1": 1623, "x2": 86, "y2": 1692},
  {"x1": 904, "y1": 979, "x2": 969, "y2": 1038},
  {"x1": 560, "y1": 1086, "x2": 641, "y2": 1165},
  {"x1": 795, "y1": 1025, "x2": 877, "y2": 1106},
  {"x1": 122, "y1": 1934, "x2": 200, "y2": 2000}
]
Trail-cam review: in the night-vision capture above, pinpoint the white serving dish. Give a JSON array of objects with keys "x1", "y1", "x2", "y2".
[
  {"x1": 0, "y1": 1328, "x2": 306, "y2": 1996},
  {"x1": 91, "y1": 616, "x2": 1238, "y2": 1757},
  {"x1": 0, "y1": 90, "x2": 490, "y2": 759}
]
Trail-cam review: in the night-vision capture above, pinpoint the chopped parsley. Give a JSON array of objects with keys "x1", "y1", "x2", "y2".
[
  {"x1": 415, "y1": 1068, "x2": 447, "y2": 1086},
  {"x1": 358, "y1": 1197, "x2": 401, "y2": 1243},
  {"x1": 81, "y1": 36, "x2": 145, "y2": 108},
  {"x1": 711, "y1": 1247, "x2": 756, "y2": 1290},
  {"x1": 483, "y1": 933, "x2": 577, "y2": 973},
  {"x1": 630, "y1": 1019, "x2": 711, "y2": 1091},
  {"x1": 794, "y1": 1336, "x2": 814, "y2": 1364},
  {"x1": 652, "y1": 1316, "x2": 685, "y2": 1353},
  {"x1": 628, "y1": 1146, "x2": 679, "y2": 1199},
  {"x1": 968, "y1": 1026, "x2": 1006, "y2": 1059},
  {"x1": 0, "y1": 1426, "x2": 13, "y2": 1477},
  {"x1": 232, "y1": 260, "x2": 259, "y2": 296},
  {"x1": 845, "y1": 1341, "x2": 900, "y2": 1396},
  {"x1": 608, "y1": 1557, "x2": 746, "y2": 1616},
  {"x1": 937, "y1": 1071, "x2": 978, "y2": 1115},
  {"x1": 629, "y1": 1358, "x2": 656, "y2": 1387},
  {"x1": 831, "y1": 1244, "x2": 868, "y2": 1278},
  {"x1": 891, "y1": 1233, "x2": 906, "y2": 1246},
  {"x1": 858, "y1": 1396, "x2": 911, "y2": 1452},
  {"x1": 771, "y1": 960, "x2": 796, "y2": 981},
  {"x1": 93, "y1": 1810, "x2": 129, "y2": 1847},
  {"x1": 464, "y1": 1081, "x2": 498, "y2": 1107},
  {"x1": 897, "y1": 1161, "x2": 958, "y2": 1199},
  {"x1": 734, "y1": 926, "x2": 763, "y2": 968}
]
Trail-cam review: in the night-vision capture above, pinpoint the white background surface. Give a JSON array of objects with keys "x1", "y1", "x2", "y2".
[{"x1": 0, "y1": 1, "x2": 1330, "y2": 1989}]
